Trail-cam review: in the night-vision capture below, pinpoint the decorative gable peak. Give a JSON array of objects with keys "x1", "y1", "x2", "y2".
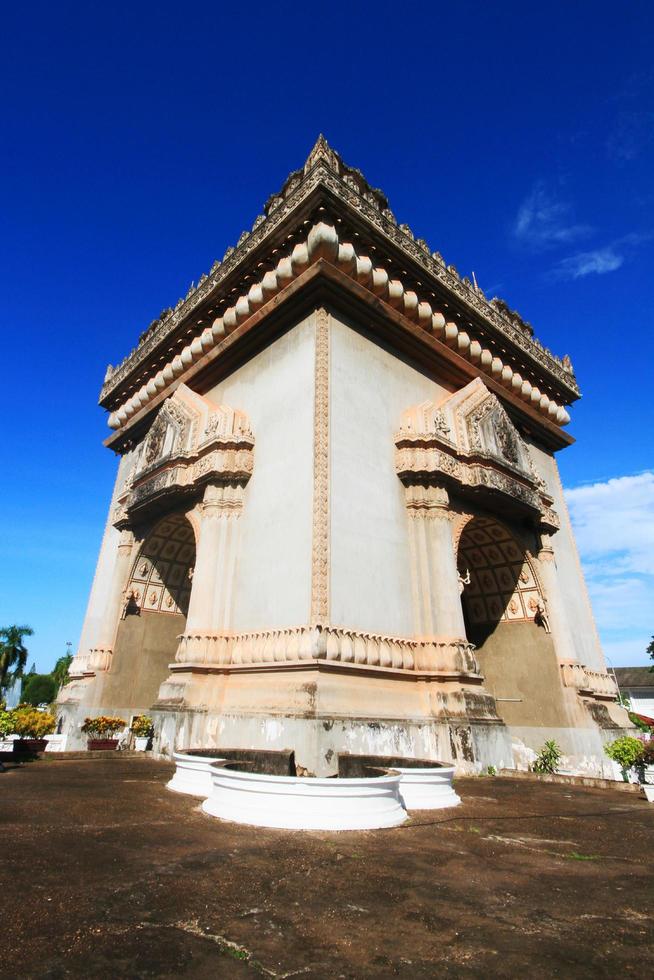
[
  {"x1": 396, "y1": 378, "x2": 558, "y2": 532},
  {"x1": 304, "y1": 134, "x2": 340, "y2": 174},
  {"x1": 113, "y1": 385, "x2": 254, "y2": 528}
]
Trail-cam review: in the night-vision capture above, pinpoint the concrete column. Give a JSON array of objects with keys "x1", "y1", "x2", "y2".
[
  {"x1": 69, "y1": 453, "x2": 136, "y2": 677},
  {"x1": 536, "y1": 532, "x2": 579, "y2": 665},
  {"x1": 406, "y1": 485, "x2": 466, "y2": 637},
  {"x1": 84, "y1": 531, "x2": 136, "y2": 673},
  {"x1": 405, "y1": 485, "x2": 476, "y2": 673},
  {"x1": 177, "y1": 483, "x2": 243, "y2": 663}
]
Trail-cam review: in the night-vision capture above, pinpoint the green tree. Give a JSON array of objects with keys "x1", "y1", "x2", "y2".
[
  {"x1": 52, "y1": 654, "x2": 73, "y2": 692},
  {"x1": 0, "y1": 625, "x2": 34, "y2": 694},
  {"x1": 21, "y1": 673, "x2": 56, "y2": 707},
  {"x1": 21, "y1": 661, "x2": 36, "y2": 696},
  {"x1": 648, "y1": 635, "x2": 654, "y2": 672}
]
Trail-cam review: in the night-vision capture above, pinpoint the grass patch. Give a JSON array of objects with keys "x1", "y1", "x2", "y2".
[
  {"x1": 226, "y1": 947, "x2": 248, "y2": 961},
  {"x1": 566, "y1": 851, "x2": 599, "y2": 861}
]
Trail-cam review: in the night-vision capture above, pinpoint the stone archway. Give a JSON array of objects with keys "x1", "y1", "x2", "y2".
[
  {"x1": 457, "y1": 516, "x2": 543, "y2": 646},
  {"x1": 125, "y1": 514, "x2": 195, "y2": 618},
  {"x1": 456, "y1": 515, "x2": 566, "y2": 733},
  {"x1": 99, "y1": 513, "x2": 196, "y2": 714}
]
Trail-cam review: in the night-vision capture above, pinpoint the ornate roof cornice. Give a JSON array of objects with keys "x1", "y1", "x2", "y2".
[{"x1": 99, "y1": 137, "x2": 579, "y2": 409}]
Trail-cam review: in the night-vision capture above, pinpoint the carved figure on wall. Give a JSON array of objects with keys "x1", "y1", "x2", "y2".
[
  {"x1": 145, "y1": 417, "x2": 166, "y2": 464},
  {"x1": 432, "y1": 410, "x2": 452, "y2": 439},
  {"x1": 495, "y1": 412, "x2": 521, "y2": 466},
  {"x1": 122, "y1": 589, "x2": 141, "y2": 618},
  {"x1": 534, "y1": 597, "x2": 551, "y2": 633}
]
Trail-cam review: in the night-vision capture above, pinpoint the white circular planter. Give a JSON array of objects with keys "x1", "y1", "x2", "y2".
[
  {"x1": 134, "y1": 737, "x2": 150, "y2": 752},
  {"x1": 202, "y1": 764, "x2": 407, "y2": 830},
  {"x1": 167, "y1": 751, "x2": 226, "y2": 797},
  {"x1": 394, "y1": 766, "x2": 460, "y2": 810},
  {"x1": 644, "y1": 764, "x2": 654, "y2": 786}
]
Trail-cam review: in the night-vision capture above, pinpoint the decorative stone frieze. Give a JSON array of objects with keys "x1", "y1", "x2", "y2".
[
  {"x1": 114, "y1": 384, "x2": 253, "y2": 526},
  {"x1": 106, "y1": 223, "x2": 572, "y2": 434},
  {"x1": 560, "y1": 662, "x2": 619, "y2": 701},
  {"x1": 311, "y1": 308, "x2": 330, "y2": 624},
  {"x1": 173, "y1": 625, "x2": 482, "y2": 680},
  {"x1": 395, "y1": 378, "x2": 559, "y2": 532},
  {"x1": 403, "y1": 484, "x2": 451, "y2": 518},
  {"x1": 67, "y1": 650, "x2": 93, "y2": 679},
  {"x1": 88, "y1": 648, "x2": 113, "y2": 672}
]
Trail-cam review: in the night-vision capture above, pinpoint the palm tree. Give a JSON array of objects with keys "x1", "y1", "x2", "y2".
[
  {"x1": 0, "y1": 625, "x2": 34, "y2": 694},
  {"x1": 52, "y1": 653, "x2": 73, "y2": 692}
]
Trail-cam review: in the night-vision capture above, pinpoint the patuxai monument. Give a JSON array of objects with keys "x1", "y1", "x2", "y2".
[{"x1": 57, "y1": 137, "x2": 629, "y2": 774}]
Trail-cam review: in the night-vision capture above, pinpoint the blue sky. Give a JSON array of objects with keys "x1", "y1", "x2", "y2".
[{"x1": 1, "y1": 1, "x2": 652, "y2": 672}]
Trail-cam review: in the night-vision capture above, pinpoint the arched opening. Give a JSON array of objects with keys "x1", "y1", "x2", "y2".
[
  {"x1": 457, "y1": 515, "x2": 565, "y2": 732},
  {"x1": 100, "y1": 514, "x2": 196, "y2": 714},
  {"x1": 125, "y1": 514, "x2": 195, "y2": 618}
]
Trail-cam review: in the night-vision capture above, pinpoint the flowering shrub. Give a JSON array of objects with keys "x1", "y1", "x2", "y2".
[
  {"x1": 0, "y1": 709, "x2": 15, "y2": 738},
  {"x1": 130, "y1": 715, "x2": 154, "y2": 738},
  {"x1": 640, "y1": 740, "x2": 654, "y2": 766},
  {"x1": 81, "y1": 715, "x2": 126, "y2": 737},
  {"x1": 10, "y1": 706, "x2": 56, "y2": 739},
  {"x1": 604, "y1": 735, "x2": 644, "y2": 773}
]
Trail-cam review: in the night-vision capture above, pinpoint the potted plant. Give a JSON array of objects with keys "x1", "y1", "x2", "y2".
[
  {"x1": 10, "y1": 705, "x2": 57, "y2": 753},
  {"x1": 81, "y1": 715, "x2": 126, "y2": 751},
  {"x1": 0, "y1": 706, "x2": 16, "y2": 753},
  {"x1": 640, "y1": 740, "x2": 654, "y2": 785},
  {"x1": 131, "y1": 715, "x2": 154, "y2": 751},
  {"x1": 604, "y1": 735, "x2": 644, "y2": 782}
]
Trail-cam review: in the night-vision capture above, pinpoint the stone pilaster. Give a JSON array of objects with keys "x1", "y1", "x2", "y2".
[
  {"x1": 405, "y1": 485, "x2": 477, "y2": 673},
  {"x1": 536, "y1": 531, "x2": 579, "y2": 665},
  {"x1": 77, "y1": 529, "x2": 136, "y2": 675},
  {"x1": 310, "y1": 306, "x2": 330, "y2": 625},
  {"x1": 176, "y1": 483, "x2": 244, "y2": 663},
  {"x1": 88, "y1": 530, "x2": 135, "y2": 672}
]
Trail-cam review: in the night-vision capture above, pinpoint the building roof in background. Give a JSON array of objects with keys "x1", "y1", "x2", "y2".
[{"x1": 614, "y1": 667, "x2": 654, "y2": 688}]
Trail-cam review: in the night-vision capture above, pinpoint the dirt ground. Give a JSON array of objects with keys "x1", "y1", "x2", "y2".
[{"x1": 1, "y1": 756, "x2": 652, "y2": 979}]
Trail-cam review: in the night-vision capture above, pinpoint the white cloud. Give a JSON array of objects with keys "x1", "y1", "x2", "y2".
[
  {"x1": 551, "y1": 232, "x2": 651, "y2": 281},
  {"x1": 552, "y1": 247, "x2": 624, "y2": 280},
  {"x1": 565, "y1": 472, "x2": 654, "y2": 574},
  {"x1": 513, "y1": 182, "x2": 591, "y2": 249},
  {"x1": 565, "y1": 472, "x2": 654, "y2": 666}
]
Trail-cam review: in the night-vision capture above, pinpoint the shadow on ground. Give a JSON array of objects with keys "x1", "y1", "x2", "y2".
[{"x1": 1, "y1": 756, "x2": 652, "y2": 978}]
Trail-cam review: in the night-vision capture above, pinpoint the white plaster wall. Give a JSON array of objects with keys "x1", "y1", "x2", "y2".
[
  {"x1": 206, "y1": 315, "x2": 314, "y2": 629},
  {"x1": 625, "y1": 689, "x2": 654, "y2": 717},
  {"x1": 528, "y1": 440, "x2": 606, "y2": 672},
  {"x1": 329, "y1": 313, "x2": 453, "y2": 636},
  {"x1": 76, "y1": 450, "x2": 137, "y2": 656}
]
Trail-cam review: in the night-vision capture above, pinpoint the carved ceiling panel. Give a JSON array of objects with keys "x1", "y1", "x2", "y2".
[
  {"x1": 458, "y1": 517, "x2": 543, "y2": 626},
  {"x1": 126, "y1": 514, "x2": 195, "y2": 616}
]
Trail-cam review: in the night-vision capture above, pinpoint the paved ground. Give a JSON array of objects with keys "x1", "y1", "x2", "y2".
[{"x1": 1, "y1": 756, "x2": 653, "y2": 979}]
